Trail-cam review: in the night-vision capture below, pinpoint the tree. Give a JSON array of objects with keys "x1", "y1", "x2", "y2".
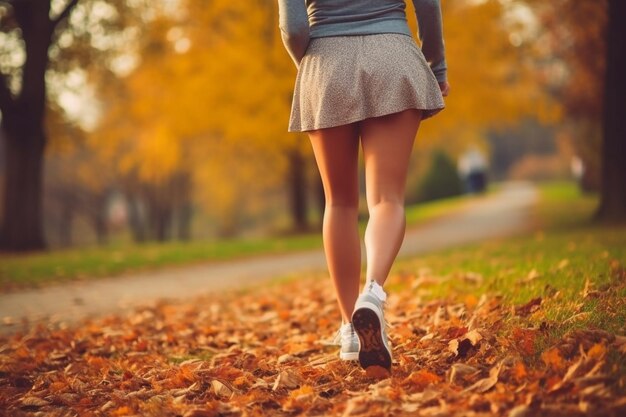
[
  {"x1": 523, "y1": 0, "x2": 606, "y2": 192},
  {"x1": 93, "y1": 0, "x2": 309, "y2": 237},
  {"x1": 0, "y1": 0, "x2": 79, "y2": 251},
  {"x1": 523, "y1": 0, "x2": 624, "y2": 220},
  {"x1": 597, "y1": 0, "x2": 626, "y2": 221}
]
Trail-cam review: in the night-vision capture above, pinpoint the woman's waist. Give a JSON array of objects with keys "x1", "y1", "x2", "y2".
[{"x1": 309, "y1": 18, "x2": 413, "y2": 39}]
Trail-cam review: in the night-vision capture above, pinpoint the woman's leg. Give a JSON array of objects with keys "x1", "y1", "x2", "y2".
[
  {"x1": 360, "y1": 109, "x2": 422, "y2": 286},
  {"x1": 308, "y1": 122, "x2": 361, "y2": 323}
]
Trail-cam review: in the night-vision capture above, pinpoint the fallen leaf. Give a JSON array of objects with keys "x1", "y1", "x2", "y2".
[
  {"x1": 449, "y1": 363, "x2": 479, "y2": 384},
  {"x1": 587, "y1": 343, "x2": 606, "y2": 360},
  {"x1": 111, "y1": 406, "x2": 133, "y2": 416},
  {"x1": 289, "y1": 385, "x2": 314, "y2": 401},
  {"x1": 541, "y1": 348, "x2": 565, "y2": 370},
  {"x1": 272, "y1": 369, "x2": 301, "y2": 391},
  {"x1": 515, "y1": 298, "x2": 542, "y2": 316},
  {"x1": 277, "y1": 354, "x2": 298, "y2": 364},
  {"x1": 508, "y1": 404, "x2": 530, "y2": 417},
  {"x1": 512, "y1": 362, "x2": 528, "y2": 381},
  {"x1": 463, "y1": 361, "x2": 503, "y2": 393},
  {"x1": 21, "y1": 396, "x2": 50, "y2": 407},
  {"x1": 449, "y1": 329, "x2": 482, "y2": 358},
  {"x1": 402, "y1": 369, "x2": 440, "y2": 389},
  {"x1": 464, "y1": 294, "x2": 479, "y2": 309},
  {"x1": 211, "y1": 379, "x2": 233, "y2": 399}
]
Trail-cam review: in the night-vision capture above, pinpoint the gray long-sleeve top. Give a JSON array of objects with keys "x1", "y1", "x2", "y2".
[{"x1": 278, "y1": 0, "x2": 447, "y2": 82}]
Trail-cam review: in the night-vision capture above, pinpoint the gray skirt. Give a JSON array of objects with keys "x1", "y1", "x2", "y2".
[{"x1": 288, "y1": 33, "x2": 445, "y2": 132}]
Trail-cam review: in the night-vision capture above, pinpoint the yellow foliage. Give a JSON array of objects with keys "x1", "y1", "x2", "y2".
[
  {"x1": 415, "y1": 0, "x2": 561, "y2": 151},
  {"x1": 87, "y1": 0, "x2": 562, "y2": 229}
]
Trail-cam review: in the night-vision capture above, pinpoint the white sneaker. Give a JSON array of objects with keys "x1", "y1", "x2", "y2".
[
  {"x1": 352, "y1": 281, "x2": 392, "y2": 371},
  {"x1": 330, "y1": 322, "x2": 359, "y2": 361}
]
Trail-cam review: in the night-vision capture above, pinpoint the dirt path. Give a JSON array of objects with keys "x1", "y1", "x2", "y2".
[{"x1": 0, "y1": 182, "x2": 537, "y2": 334}]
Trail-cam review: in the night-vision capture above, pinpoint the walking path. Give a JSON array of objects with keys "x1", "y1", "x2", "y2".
[{"x1": 0, "y1": 182, "x2": 537, "y2": 334}]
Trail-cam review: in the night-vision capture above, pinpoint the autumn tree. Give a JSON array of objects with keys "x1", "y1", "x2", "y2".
[
  {"x1": 404, "y1": 0, "x2": 560, "y2": 194},
  {"x1": 522, "y1": 0, "x2": 606, "y2": 193},
  {"x1": 92, "y1": 0, "x2": 310, "y2": 237},
  {"x1": 0, "y1": 0, "x2": 80, "y2": 251},
  {"x1": 523, "y1": 0, "x2": 624, "y2": 220},
  {"x1": 0, "y1": 0, "x2": 150, "y2": 250}
]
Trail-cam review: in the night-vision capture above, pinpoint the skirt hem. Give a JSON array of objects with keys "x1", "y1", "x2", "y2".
[{"x1": 288, "y1": 104, "x2": 444, "y2": 133}]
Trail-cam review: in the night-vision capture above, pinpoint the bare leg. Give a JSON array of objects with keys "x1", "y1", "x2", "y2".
[
  {"x1": 360, "y1": 109, "x2": 422, "y2": 286},
  {"x1": 308, "y1": 122, "x2": 361, "y2": 323}
]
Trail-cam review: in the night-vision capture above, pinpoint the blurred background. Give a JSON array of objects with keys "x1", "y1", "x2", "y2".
[{"x1": 0, "y1": 0, "x2": 618, "y2": 255}]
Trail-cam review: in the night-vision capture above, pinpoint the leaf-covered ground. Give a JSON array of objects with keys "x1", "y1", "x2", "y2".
[{"x1": 1, "y1": 255, "x2": 625, "y2": 417}]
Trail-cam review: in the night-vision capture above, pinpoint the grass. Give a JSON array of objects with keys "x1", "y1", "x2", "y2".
[
  {"x1": 390, "y1": 181, "x2": 625, "y2": 365},
  {"x1": 404, "y1": 191, "x2": 482, "y2": 225},
  {"x1": 0, "y1": 191, "x2": 480, "y2": 290}
]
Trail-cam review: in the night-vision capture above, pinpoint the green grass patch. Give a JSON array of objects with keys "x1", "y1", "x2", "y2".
[
  {"x1": 405, "y1": 192, "x2": 484, "y2": 225},
  {"x1": 392, "y1": 181, "x2": 625, "y2": 367},
  {"x1": 0, "y1": 234, "x2": 322, "y2": 290}
]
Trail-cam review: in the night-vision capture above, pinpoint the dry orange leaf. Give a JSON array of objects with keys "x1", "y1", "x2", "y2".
[
  {"x1": 289, "y1": 384, "x2": 314, "y2": 400},
  {"x1": 512, "y1": 327, "x2": 537, "y2": 356},
  {"x1": 464, "y1": 294, "x2": 479, "y2": 309},
  {"x1": 111, "y1": 406, "x2": 133, "y2": 416},
  {"x1": 402, "y1": 369, "x2": 440, "y2": 389},
  {"x1": 541, "y1": 348, "x2": 565, "y2": 370},
  {"x1": 512, "y1": 361, "x2": 528, "y2": 381},
  {"x1": 21, "y1": 396, "x2": 50, "y2": 407},
  {"x1": 587, "y1": 343, "x2": 607, "y2": 360}
]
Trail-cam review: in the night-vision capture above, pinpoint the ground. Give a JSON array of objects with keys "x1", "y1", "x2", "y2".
[{"x1": 0, "y1": 182, "x2": 625, "y2": 416}]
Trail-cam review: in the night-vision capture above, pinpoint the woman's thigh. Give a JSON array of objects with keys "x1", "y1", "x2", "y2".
[
  {"x1": 360, "y1": 109, "x2": 423, "y2": 207},
  {"x1": 307, "y1": 122, "x2": 361, "y2": 206}
]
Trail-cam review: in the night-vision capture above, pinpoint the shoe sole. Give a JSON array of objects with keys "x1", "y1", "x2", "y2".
[{"x1": 352, "y1": 306, "x2": 391, "y2": 372}]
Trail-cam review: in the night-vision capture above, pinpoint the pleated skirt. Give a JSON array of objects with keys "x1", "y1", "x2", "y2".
[{"x1": 288, "y1": 33, "x2": 445, "y2": 132}]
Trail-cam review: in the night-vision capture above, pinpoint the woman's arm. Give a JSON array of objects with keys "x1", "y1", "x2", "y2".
[
  {"x1": 278, "y1": 0, "x2": 311, "y2": 68},
  {"x1": 412, "y1": 0, "x2": 447, "y2": 83}
]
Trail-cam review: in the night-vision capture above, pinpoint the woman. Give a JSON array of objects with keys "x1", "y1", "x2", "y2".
[{"x1": 277, "y1": 0, "x2": 449, "y2": 373}]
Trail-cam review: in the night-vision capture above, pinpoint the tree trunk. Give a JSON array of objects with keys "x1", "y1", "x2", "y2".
[
  {"x1": 58, "y1": 195, "x2": 74, "y2": 247},
  {"x1": 596, "y1": 0, "x2": 626, "y2": 221},
  {"x1": 172, "y1": 171, "x2": 193, "y2": 240},
  {"x1": 0, "y1": 0, "x2": 54, "y2": 251},
  {"x1": 92, "y1": 192, "x2": 109, "y2": 245},
  {"x1": 126, "y1": 195, "x2": 147, "y2": 242},
  {"x1": 287, "y1": 148, "x2": 309, "y2": 232},
  {"x1": 0, "y1": 128, "x2": 47, "y2": 251},
  {"x1": 153, "y1": 205, "x2": 172, "y2": 241},
  {"x1": 177, "y1": 204, "x2": 193, "y2": 241}
]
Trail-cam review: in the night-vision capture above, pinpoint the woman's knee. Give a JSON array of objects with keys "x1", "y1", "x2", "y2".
[
  {"x1": 366, "y1": 195, "x2": 404, "y2": 212},
  {"x1": 325, "y1": 192, "x2": 360, "y2": 210}
]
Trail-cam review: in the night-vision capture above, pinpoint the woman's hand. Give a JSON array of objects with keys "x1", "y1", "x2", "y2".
[{"x1": 439, "y1": 81, "x2": 450, "y2": 97}]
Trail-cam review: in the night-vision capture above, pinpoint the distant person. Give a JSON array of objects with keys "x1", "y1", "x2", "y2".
[
  {"x1": 277, "y1": 0, "x2": 449, "y2": 373},
  {"x1": 458, "y1": 148, "x2": 488, "y2": 194}
]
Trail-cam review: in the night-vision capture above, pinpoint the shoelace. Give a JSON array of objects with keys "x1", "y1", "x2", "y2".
[
  {"x1": 329, "y1": 325, "x2": 356, "y2": 346},
  {"x1": 366, "y1": 281, "x2": 387, "y2": 303}
]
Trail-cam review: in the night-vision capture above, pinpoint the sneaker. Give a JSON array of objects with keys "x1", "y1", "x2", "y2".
[
  {"x1": 329, "y1": 322, "x2": 359, "y2": 361},
  {"x1": 352, "y1": 281, "x2": 392, "y2": 371}
]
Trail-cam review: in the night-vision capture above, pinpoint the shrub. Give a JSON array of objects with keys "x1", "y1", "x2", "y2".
[{"x1": 417, "y1": 150, "x2": 463, "y2": 202}]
